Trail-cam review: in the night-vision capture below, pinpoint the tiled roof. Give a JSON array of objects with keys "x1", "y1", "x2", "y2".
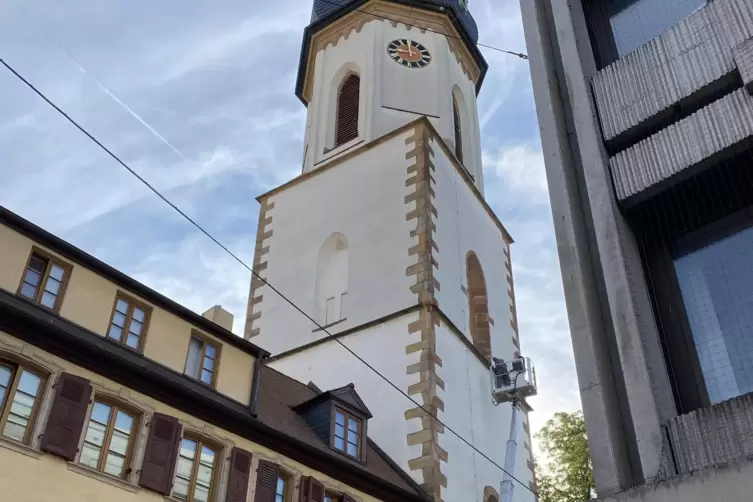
[{"x1": 257, "y1": 366, "x2": 423, "y2": 495}]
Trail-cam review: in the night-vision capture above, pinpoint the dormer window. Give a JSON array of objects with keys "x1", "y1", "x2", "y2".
[
  {"x1": 293, "y1": 383, "x2": 371, "y2": 463},
  {"x1": 333, "y1": 408, "x2": 360, "y2": 458}
]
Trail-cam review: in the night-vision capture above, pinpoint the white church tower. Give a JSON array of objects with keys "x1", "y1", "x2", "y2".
[{"x1": 245, "y1": 1, "x2": 535, "y2": 500}]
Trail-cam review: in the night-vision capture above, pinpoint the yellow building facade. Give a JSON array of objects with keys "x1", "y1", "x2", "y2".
[{"x1": 0, "y1": 206, "x2": 429, "y2": 502}]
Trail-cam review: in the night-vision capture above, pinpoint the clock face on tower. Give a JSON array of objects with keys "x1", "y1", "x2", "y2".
[{"x1": 387, "y1": 39, "x2": 431, "y2": 68}]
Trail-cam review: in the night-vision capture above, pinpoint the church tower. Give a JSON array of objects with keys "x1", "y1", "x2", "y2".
[{"x1": 245, "y1": 1, "x2": 535, "y2": 500}]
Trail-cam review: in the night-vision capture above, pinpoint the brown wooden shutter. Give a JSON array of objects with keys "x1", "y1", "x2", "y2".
[
  {"x1": 226, "y1": 447, "x2": 253, "y2": 502},
  {"x1": 254, "y1": 460, "x2": 278, "y2": 502},
  {"x1": 139, "y1": 413, "x2": 181, "y2": 495},
  {"x1": 335, "y1": 74, "x2": 360, "y2": 146},
  {"x1": 300, "y1": 476, "x2": 325, "y2": 502},
  {"x1": 309, "y1": 477, "x2": 325, "y2": 502},
  {"x1": 40, "y1": 372, "x2": 92, "y2": 461}
]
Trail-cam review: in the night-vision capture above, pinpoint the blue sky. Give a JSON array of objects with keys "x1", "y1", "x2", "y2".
[{"x1": 0, "y1": 0, "x2": 578, "y2": 442}]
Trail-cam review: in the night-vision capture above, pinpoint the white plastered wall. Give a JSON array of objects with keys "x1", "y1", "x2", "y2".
[
  {"x1": 436, "y1": 322, "x2": 535, "y2": 502},
  {"x1": 302, "y1": 18, "x2": 484, "y2": 192},
  {"x1": 268, "y1": 312, "x2": 425, "y2": 482},
  {"x1": 254, "y1": 131, "x2": 416, "y2": 356},
  {"x1": 431, "y1": 139, "x2": 515, "y2": 361}
]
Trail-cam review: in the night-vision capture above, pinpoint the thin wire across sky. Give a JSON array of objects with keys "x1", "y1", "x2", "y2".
[{"x1": 0, "y1": 8, "x2": 540, "y2": 493}]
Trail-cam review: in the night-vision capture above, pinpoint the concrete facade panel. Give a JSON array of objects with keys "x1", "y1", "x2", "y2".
[
  {"x1": 733, "y1": 37, "x2": 753, "y2": 94},
  {"x1": 592, "y1": 0, "x2": 753, "y2": 142},
  {"x1": 611, "y1": 88, "x2": 753, "y2": 200},
  {"x1": 667, "y1": 393, "x2": 753, "y2": 475},
  {"x1": 596, "y1": 459, "x2": 753, "y2": 502}
]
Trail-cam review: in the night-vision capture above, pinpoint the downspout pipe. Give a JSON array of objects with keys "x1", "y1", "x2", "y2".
[{"x1": 249, "y1": 353, "x2": 267, "y2": 417}]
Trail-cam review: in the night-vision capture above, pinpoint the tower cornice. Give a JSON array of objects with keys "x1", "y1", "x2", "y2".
[
  {"x1": 255, "y1": 116, "x2": 513, "y2": 245},
  {"x1": 295, "y1": 0, "x2": 488, "y2": 105}
]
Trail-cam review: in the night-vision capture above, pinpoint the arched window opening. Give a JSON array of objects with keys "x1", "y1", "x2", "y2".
[
  {"x1": 315, "y1": 233, "x2": 349, "y2": 326},
  {"x1": 467, "y1": 252, "x2": 491, "y2": 360},
  {"x1": 453, "y1": 96, "x2": 464, "y2": 163},
  {"x1": 484, "y1": 485, "x2": 500, "y2": 502},
  {"x1": 335, "y1": 74, "x2": 360, "y2": 147}
]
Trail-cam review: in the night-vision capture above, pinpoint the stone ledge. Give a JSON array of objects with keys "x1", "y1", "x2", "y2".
[
  {"x1": 592, "y1": 0, "x2": 753, "y2": 142},
  {"x1": 67, "y1": 462, "x2": 141, "y2": 493},
  {"x1": 611, "y1": 88, "x2": 753, "y2": 201}
]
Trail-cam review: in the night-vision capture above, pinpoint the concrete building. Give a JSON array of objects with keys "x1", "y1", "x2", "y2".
[
  {"x1": 520, "y1": 0, "x2": 753, "y2": 500},
  {"x1": 0, "y1": 206, "x2": 430, "y2": 502},
  {"x1": 244, "y1": 1, "x2": 536, "y2": 501}
]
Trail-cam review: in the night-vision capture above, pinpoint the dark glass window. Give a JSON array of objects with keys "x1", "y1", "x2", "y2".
[
  {"x1": 18, "y1": 251, "x2": 70, "y2": 312},
  {"x1": 184, "y1": 335, "x2": 219, "y2": 387},
  {"x1": 674, "y1": 224, "x2": 753, "y2": 404},
  {"x1": 586, "y1": 0, "x2": 707, "y2": 67},
  {"x1": 606, "y1": 0, "x2": 705, "y2": 57},
  {"x1": 333, "y1": 409, "x2": 360, "y2": 458}
]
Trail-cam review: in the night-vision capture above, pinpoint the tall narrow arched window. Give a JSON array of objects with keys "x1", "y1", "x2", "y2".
[
  {"x1": 335, "y1": 74, "x2": 360, "y2": 147},
  {"x1": 315, "y1": 233, "x2": 349, "y2": 326},
  {"x1": 453, "y1": 96, "x2": 463, "y2": 163},
  {"x1": 467, "y1": 252, "x2": 491, "y2": 360}
]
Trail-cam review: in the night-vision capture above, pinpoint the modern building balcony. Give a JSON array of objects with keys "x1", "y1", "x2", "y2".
[{"x1": 591, "y1": 0, "x2": 753, "y2": 148}]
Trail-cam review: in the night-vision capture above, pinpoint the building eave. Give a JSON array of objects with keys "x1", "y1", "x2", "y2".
[{"x1": 0, "y1": 206, "x2": 270, "y2": 359}]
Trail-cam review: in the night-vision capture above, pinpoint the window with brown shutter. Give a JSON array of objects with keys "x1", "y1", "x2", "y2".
[
  {"x1": 226, "y1": 447, "x2": 252, "y2": 502},
  {"x1": 453, "y1": 97, "x2": 464, "y2": 164},
  {"x1": 139, "y1": 413, "x2": 181, "y2": 495},
  {"x1": 79, "y1": 399, "x2": 139, "y2": 479},
  {"x1": 254, "y1": 460, "x2": 279, "y2": 502},
  {"x1": 300, "y1": 476, "x2": 325, "y2": 502},
  {"x1": 335, "y1": 74, "x2": 360, "y2": 147},
  {"x1": 0, "y1": 360, "x2": 46, "y2": 444},
  {"x1": 41, "y1": 372, "x2": 92, "y2": 461},
  {"x1": 171, "y1": 434, "x2": 220, "y2": 501}
]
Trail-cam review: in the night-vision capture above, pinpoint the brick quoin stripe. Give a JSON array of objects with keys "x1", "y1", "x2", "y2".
[
  {"x1": 404, "y1": 123, "x2": 447, "y2": 502},
  {"x1": 245, "y1": 198, "x2": 274, "y2": 340}
]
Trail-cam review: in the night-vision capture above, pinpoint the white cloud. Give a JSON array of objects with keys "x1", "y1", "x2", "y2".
[
  {"x1": 483, "y1": 145, "x2": 549, "y2": 201},
  {"x1": 132, "y1": 232, "x2": 254, "y2": 335}
]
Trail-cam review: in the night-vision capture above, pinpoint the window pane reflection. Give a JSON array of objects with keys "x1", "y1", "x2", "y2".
[
  {"x1": 675, "y1": 224, "x2": 753, "y2": 404},
  {"x1": 606, "y1": 0, "x2": 706, "y2": 56}
]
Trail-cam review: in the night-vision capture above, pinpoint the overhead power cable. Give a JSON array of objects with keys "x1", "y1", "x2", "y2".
[
  {"x1": 0, "y1": 57, "x2": 546, "y2": 498},
  {"x1": 315, "y1": 0, "x2": 529, "y2": 60}
]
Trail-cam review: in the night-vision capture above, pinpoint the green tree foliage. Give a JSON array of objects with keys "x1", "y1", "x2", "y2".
[{"x1": 534, "y1": 411, "x2": 595, "y2": 502}]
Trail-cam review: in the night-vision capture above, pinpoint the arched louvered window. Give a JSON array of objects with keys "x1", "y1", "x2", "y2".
[
  {"x1": 336, "y1": 74, "x2": 360, "y2": 147},
  {"x1": 467, "y1": 252, "x2": 491, "y2": 361},
  {"x1": 453, "y1": 97, "x2": 463, "y2": 163}
]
